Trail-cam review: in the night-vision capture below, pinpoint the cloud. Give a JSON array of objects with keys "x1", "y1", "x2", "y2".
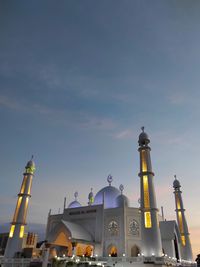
[
  {"x1": 167, "y1": 91, "x2": 198, "y2": 107},
  {"x1": 79, "y1": 114, "x2": 116, "y2": 131},
  {"x1": 114, "y1": 129, "x2": 135, "y2": 140},
  {"x1": 168, "y1": 92, "x2": 187, "y2": 105},
  {"x1": 0, "y1": 95, "x2": 22, "y2": 110}
]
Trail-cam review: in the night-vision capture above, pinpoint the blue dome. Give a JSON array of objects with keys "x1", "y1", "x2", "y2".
[
  {"x1": 68, "y1": 200, "x2": 82, "y2": 208},
  {"x1": 93, "y1": 186, "x2": 120, "y2": 209},
  {"x1": 116, "y1": 194, "x2": 130, "y2": 207}
]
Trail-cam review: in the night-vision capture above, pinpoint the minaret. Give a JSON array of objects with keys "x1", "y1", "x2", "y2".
[
  {"x1": 138, "y1": 127, "x2": 162, "y2": 257},
  {"x1": 4, "y1": 157, "x2": 36, "y2": 258},
  {"x1": 173, "y1": 175, "x2": 193, "y2": 261}
]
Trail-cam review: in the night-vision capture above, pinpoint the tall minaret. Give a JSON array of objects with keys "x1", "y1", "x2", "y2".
[
  {"x1": 173, "y1": 175, "x2": 193, "y2": 261},
  {"x1": 4, "y1": 157, "x2": 36, "y2": 258},
  {"x1": 138, "y1": 127, "x2": 162, "y2": 257}
]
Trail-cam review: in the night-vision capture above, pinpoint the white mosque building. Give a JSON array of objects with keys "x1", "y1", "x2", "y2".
[{"x1": 45, "y1": 129, "x2": 193, "y2": 262}]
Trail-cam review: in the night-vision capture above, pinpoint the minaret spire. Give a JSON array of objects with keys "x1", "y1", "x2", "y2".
[
  {"x1": 173, "y1": 176, "x2": 193, "y2": 261},
  {"x1": 4, "y1": 158, "x2": 36, "y2": 258},
  {"x1": 138, "y1": 128, "x2": 162, "y2": 257}
]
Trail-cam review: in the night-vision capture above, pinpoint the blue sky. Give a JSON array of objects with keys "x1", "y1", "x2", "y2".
[{"x1": 0, "y1": 0, "x2": 200, "y2": 256}]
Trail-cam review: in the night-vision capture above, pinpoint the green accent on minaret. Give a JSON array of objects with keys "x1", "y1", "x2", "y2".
[{"x1": 25, "y1": 165, "x2": 35, "y2": 174}]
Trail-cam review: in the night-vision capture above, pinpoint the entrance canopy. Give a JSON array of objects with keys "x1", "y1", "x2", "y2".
[{"x1": 61, "y1": 220, "x2": 92, "y2": 242}]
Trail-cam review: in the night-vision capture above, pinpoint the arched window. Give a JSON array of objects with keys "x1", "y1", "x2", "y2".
[
  {"x1": 107, "y1": 244, "x2": 118, "y2": 257},
  {"x1": 131, "y1": 245, "x2": 140, "y2": 257}
]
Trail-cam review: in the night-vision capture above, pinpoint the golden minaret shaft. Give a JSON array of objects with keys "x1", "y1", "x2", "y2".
[
  {"x1": 4, "y1": 158, "x2": 36, "y2": 258},
  {"x1": 173, "y1": 175, "x2": 193, "y2": 261},
  {"x1": 138, "y1": 127, "x2": 162, "y2": 257}
]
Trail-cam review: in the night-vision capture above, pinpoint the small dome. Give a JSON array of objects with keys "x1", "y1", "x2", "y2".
[
  {"x1": 138, "y1": 127, "x2": 150, "y2": 146},
  {"x1": 173, "y1": 179, "x2": 181, "y2": 189},
  {"x1": 93, "y1": 186, "x2": 120, "y2": 209},
  {"x1": 26, "y1": 160, "x2": 35, "y2": 169},
  {"x1": 25, "y1": 156, "x2": 36, "y2": 174},
  {"x1": 68, "y1": 200, "x2": 82, "y2": 208},
  {"x1": 116, "y1": 194, "x2": 130, "y2": 207}
]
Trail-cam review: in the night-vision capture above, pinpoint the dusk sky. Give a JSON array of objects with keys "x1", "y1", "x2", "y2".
[{"x1": 0, "y1": 0, "x2": 200, "y2": 257}]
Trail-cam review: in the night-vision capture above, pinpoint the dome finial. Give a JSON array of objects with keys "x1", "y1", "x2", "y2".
[
  {"x1": 74, "y1": 191, "x2": 78, "y2": 200},
  {"x1": 119, "y1": 184, "x2": 124, "y2": 194},
  {"x1": 107, "y1": 174, "x2": 113, "y2": 186},
  {"x1": 88, "y1": 188, "x2": 94, "y2": 205},
  {"x1": 141, "y1": 126, "x2": 145, "y2": 132},
  {"x1": 174, "y1": 174, "x2": 177, "y2": 180}
]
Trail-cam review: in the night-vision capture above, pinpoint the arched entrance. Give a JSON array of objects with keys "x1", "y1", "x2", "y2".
[
  {"x1": 76, "y1": 244, "x2": 93, "y2": 257},
  {"x1": 85, "y1": 245, "x2": 93, "y2": 257},
  {"x1": 107, "y1": 244, "x2": 118, "y2": 257},
  {"x1": 47, "y1": 223, "x2": 72, "y2": 256},
  {"x1": 47, "y1": 221, "x2": 93, "y2": 257},
  {"x1": 131, "y1": 245, "x2": 140, "y2": 257}
]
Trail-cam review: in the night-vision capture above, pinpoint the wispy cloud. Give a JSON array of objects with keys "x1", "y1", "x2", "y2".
[
  {"x1": 114, "y1": 129, "x2": 135, "y2": 140},
  {"x1": 168, "y1": 92, "x2": 187, "y2": 105},
  {"x1": 0, "y1": 94, "x2": 22, "y2": 110},
  {"x1": 167, "y1": 91, "x2": 198, "y2": 106}
]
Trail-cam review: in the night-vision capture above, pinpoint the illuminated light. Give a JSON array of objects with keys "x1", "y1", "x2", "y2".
[
  {"x1": 176, "y1": 194, "x2": 181, "y2": 209},
  {"x1": 138, "y1": 254, "x2": 140, "y2": 256},
  {"x1": 19, "y1": 225, "x2": 25, "y2": 238},
  {"x1": 26, "y1": 164, "x2": 35, "y2": 174},
  {"x1": 143, "y1": 176, "x2": 150, "y2": 208},
  {"x1": 90, "y1": 196, "x2": 94, "y2": 204},
  {"x1": 144, "y1": 211, "x2": 152, "y2": 228},
  {"x1": 27, "y1": 177, "x2": 32, "y2": 195},
  {"x1": 109, "y1": 254, "x2": 111, "y2": 257},
  {"x1": 181, "y1": 236, "x2": 186, "y2": 246},
  {"x1": 20, "y1": 176, "x2": 27, "y2": 194},
  {"x1": 141, "y1": 150, "x2": 147, "y2": 172},
  {"x1": 178, "y1": 211, "x2": 184, "y2": 233},
  {"x1": 22, "y1": 197, "x2": 29, "y2": 224},
  {"x1": 9, "y1": 225, "x2": 15, "y2": 238},
  {"x1": 13, "y1": 196, "x2": 22, "y2": 223},
  {"x1": 152, "y1": 253, "x2": 155, "y2": 256},
  {"x1": 123, "y1": 253, "x2": 125, "y2": 257}
]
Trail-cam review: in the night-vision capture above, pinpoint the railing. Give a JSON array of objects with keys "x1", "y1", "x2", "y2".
[
  {"x1": 0, "y1": 258, "x2": 31, "y2": 267},
  {"x1": 98, "y1": 256, "x2": 143, "y2": 263}
]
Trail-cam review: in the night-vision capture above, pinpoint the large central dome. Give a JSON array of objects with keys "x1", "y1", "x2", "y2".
[{"x1": 93, "y1": 185, "x2": 120, "y2": 208}]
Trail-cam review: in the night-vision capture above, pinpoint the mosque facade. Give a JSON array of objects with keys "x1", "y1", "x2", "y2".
[{"x1": 45, "y1": 129, "x2": 193, "y2": 261}]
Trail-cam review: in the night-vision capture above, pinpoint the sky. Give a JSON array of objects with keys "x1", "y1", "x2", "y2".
[{"x1": 0, "y1": 0, "x2": 200, "y2": 258}]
